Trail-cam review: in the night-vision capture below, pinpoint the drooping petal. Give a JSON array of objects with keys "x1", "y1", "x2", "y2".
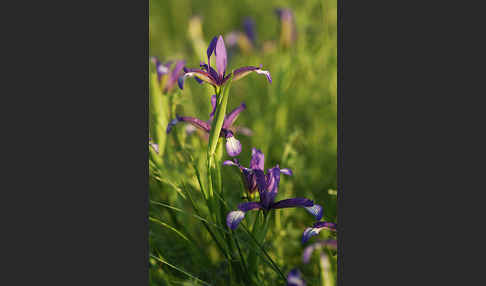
[
  {"x1": 223, "y1": 103, "x2": 246, "y2": 129},
  {"x1": 167, "y1": 116, "x2": 211, "y2": 134},
  {"x1": 226, "y1": 201, "x2": 262, "y2": 230},
  {"x1": 302, "y1": 239, "x2": 337, "y2": 264},
  {"x1": 178, "y1": 68, "x2": 218, "y2": 90},
  {"x1": 250, "y1": 148, "x2": 265, "y2": 171},
  {"x1": 312, "y1": 221, "x2": 337, "y2": 231},
  {"x1": 271, "y1": 198, "x2": 314, "y2": 209},
  {"x1": 304, "y1": 204, "x2": 323, "y2": 220},
  {"x1": 226, "y1": 210, "x2": 245, "y2": 230},
  {"x1": 223, "y1": 160, "x2": 239, "y2": 167},
  {"x1": 232, "y1": 65, "x2": 272, "y2": 83},
  {"x1": 287, "y1": 269, "x2": 306, "y2": 286},
  {"x1": 225, "y1": 133, "x2": 242, "y2": 157},
  {"x1": 302, "y1": 221, "x2": 337, "y2": 244},
  {"x1": 207, "y1": 36, "x2": 218, "y2": 66},
  {"x1": 280, "y1": 168, "x2": 293, "y2": 176},
  {"x1": 214, "y1": 35, "x2": 227, "y2": 78}
]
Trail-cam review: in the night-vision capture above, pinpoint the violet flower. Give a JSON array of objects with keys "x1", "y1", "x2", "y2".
[
  {"x1": 302, "y1": 239, "x2": 337, "y2": 264},
  {"x1": 302, "y1": 221, "x2": 337, "y2": 244},
  {"x1": 166, "y1": 95, "x2": 247, "y2": 157},
  {"x1": 225, "y1": 148, "x2": 323, "y2": 230},
  {"x1": 226, "y1": 17, "x2": 256, "y2": 53},
  {"x1": 151, "y1": 57, "x2": 185, "y2": 93},
  {"x1": 287, "y1": 269, "x2": 306, "y2": 286},
  {"x1": 178, "y1": 35, "x2": 272, "y2": 90},
  {"x1": 275, "y1": 8, "x2": 297, "y2": 48}
]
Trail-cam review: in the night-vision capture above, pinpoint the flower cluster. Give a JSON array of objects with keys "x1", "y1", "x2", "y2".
[
  {"x1": 155, "y1": 24, "x2": 336, "y2": 284},
  {"x1": 224, "y1": 148, "x2": 323, "y2": 230}
]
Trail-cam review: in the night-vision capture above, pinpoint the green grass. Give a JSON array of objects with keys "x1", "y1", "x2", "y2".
[{"x1": 149, "y1": 0, "x2": 337, "y2": 285}]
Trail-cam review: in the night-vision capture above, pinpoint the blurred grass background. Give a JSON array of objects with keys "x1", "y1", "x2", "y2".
[{"x1": 149, "y1": 0, "x2": 337, "y2": 285}]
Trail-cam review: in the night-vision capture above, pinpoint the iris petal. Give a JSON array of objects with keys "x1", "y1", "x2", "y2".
[
  {"x1": 304, "y1": 204, "x2": 323, "y2": 220},
  {"x1": 215, "y1": 35, "x2": 227, "y2": 78},
  {"x1": 232, "y1": 66, "x2": 272, "y2": 83},
  {"x1": 226, "y1": 202, "x2": 262, "y2": 230},
  {"x1": 178, "y1": 69, "x2": 218, "y2": 90},
  {"x1": 271, "y1": 198, "x2": 314, "y2": 209},
  {"x1": 207, "y1": 36, "x2": 218, "y2": 64},
  {"x1": 223, "y1": 103, "x2": 246, "y2": 129},
  {"x1": 280, "y1": 168, "x2": 293, "y2": 176},
  {"x1": 250, "y1": 148, "x2": 265, "y2": 171},
  {"x1": 225, "y1": 134, "x2": 242, "y2": 157},
  {"x1": 287, "y1": 269, "x2": 306, "y2": 286},
  {"x1": 302, "y1": 221, "x2": 337, "y2": 243},
  {"x1": 226, "y1": 210, "x2": 245, "y2": 230}
]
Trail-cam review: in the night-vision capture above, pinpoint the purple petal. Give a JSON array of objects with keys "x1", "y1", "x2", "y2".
[
  {"x1": 253, "y1": 169, "x2": 267, "y2": 196},
  {"x1": 312, "y1": 221, "x2": 337, "y2": 231},
  {"x1": 280, "y1": 168, "x2": 293, "y2": 176},
  {"x1": 225, "y1": 133, "x2": 242, "y2": 157},
  {"x1": 237, "y1": 201, "x2": 262, "y2": 212},
  {"x1": 250, "y1": 148, "x2": 265, "y2": 171},
  {"x1": 226, "y1": 202, "x2": 262, "y2": 230},
  {"x1": 166, "y1": 117, "x2": 181, "y2": 134},
  {"x1": 223, "y1": 160, "x2": 238, "y2": 167},
  {"x1": 287, "y1": 269, "x2": 306, "y2": 286},
  {"x1": 179, "y1": 68, "x2": 218, "y2": 90},
  {"x1": 302, "y1": 222, "x2": 337, "y2": 244},
  {"x1": 302, "y1": 227, "x2": 320, "y2": 244},
  {"x1": 305, "y1": 204, "x2": 323, "y2": 220},
  {"x1": 233, "y1": 66, "x2": 272, "y2": 83},
  {"x1": 214, "y1": 35, "x2": 227, "y2": 78},
  {"x1": 209, "y1": 94, "x2": 217, "y2": 120},
  {"x1": 174, "y1": 116, "x2": 211, "y2": 133},
  {"x1": 207, "y1": 36, "x2": 218, "y2": 66},
  {"x1": 226, "y1": 210, "x2": 246, "y2": 230},
  {"x1": 223, "y1": 103, "x2": 246, "y2": 129},
  {"x1": 271, "y1": 198, "x2": 314, "y2": 209},
  {"x1": 165, "y1": 60, "x2": 185, "y2": 92},
  {"x1": 263, "y1": 166, "x2": 281, "y2": 207}
]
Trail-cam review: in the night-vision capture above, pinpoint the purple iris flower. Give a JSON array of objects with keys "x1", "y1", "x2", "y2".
[
  {"x1": 302, "y1": 239, "x2": 337, "y2": 264},
  {"x1": 224, "y1": 148, "x2": 323, "y2": 230},
  {"x1": 151, "y1": 57, "x2": 185, "y2": 93},
  {"x1": 287, "y1": 269, "x2": 306, "y2": 286},
  {"x1": 243, "y1": 17, "x2": 256, "y2": 45},
  {"x1": 302, "y1": 221, "x2": 337, "y2": 244},
  {"x1": 275, "y1": 8, "x2": 297, "y2": 47},
  {"x1": 166, "y1": 95, "x2": 247, "y2": 157},
  {"x1": 178, "y1": 35, "x2": 272, "y2": 90}
]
